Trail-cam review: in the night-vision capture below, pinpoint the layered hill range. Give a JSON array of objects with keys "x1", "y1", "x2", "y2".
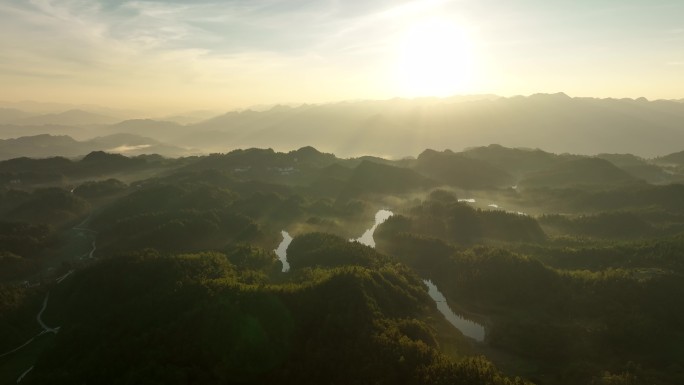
[
  {"x1": 2, "y1": 93, "x2": 684, "y2": 159},
  {"x1": 3, "y1": 143, "x2": 684, "y2": 198}
]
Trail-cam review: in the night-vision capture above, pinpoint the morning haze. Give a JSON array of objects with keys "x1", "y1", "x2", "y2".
[
  {"x1": 3, "y1": 94, "x2": 684, "y2": 159},
  {"x1": 2, "y1": 1, "x2": 684, "y2": 385}
]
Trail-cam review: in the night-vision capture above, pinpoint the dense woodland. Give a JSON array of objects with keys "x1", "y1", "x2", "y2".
[{"x1": 2, "y1": 144, "x2": 684, "y2": 384}]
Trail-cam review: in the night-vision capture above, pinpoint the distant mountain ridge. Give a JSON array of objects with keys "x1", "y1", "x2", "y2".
[
  {"x1": 0, "y1": 108, "x2": 34, "y2": 124},
  {"x1": 0, "y1": 133, "x2": 188, "y2": 160},
  {"x1": 179, "y1": 94, "x2": 684, "y2": 158},
  {"x1": 2, "y1": 94, "x2": 684, "y2": 158}
]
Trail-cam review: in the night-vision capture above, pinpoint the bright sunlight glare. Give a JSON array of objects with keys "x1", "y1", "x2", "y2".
[{"x1": 395, "y1": 19, "x2": 476, "y2": 97}]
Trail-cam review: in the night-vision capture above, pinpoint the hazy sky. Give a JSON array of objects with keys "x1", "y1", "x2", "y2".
[{"x1": 1, "y1": 0, "x2": 683, "y2": 112}]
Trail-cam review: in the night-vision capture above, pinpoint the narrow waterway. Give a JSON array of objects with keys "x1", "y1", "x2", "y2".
[
  {"x1": 274, "y1": 231, "x2": 292, "y2": 272},
  {"x1": 423, "y1": 279, "x2": 486, "y2": 342},
  {"x1": 351, "y1": 209, "x2": 393, "y2": 248}
]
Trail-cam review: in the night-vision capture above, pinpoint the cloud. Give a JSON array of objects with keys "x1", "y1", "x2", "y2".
[
  {"x1": 0, "y1": 0, "x2": 417, "y2": 83},
  {"x1": 0, "y1": 1, "x2": 421, "y2": 107},
  {"x1": 0, "y1": 1, "x2": 378, "y2": 69}
]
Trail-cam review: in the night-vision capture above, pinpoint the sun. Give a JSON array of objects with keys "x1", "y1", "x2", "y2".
[{"x1": 395, "y1": 19, "x2": 476, "y2": 97}]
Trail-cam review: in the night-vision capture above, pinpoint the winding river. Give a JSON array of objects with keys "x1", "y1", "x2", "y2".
[
  {"x1": 355, "y1": 209, "x2": 486, "y2": 342},
  {"x1": 274, "y1": 209, "x2": 486, "y2": 341}
]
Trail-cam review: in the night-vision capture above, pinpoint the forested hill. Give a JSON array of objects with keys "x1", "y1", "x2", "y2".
[{"x1": 2, "y1": 145, "x2": 684, "y2": 384}]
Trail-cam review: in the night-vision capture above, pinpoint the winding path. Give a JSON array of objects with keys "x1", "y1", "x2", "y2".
[
  {"x1": 0, "y1": 290, "x2": 63, "y2": 360},
  {"x1": 4, "y1": 214, "x2": 97, "y2": 382},
  {"x1": 16, "y1": 366, "x2": 33, "y2": 383},
  {"x1": 0, "y1": 333, "x2": 41, "y2": 359},
  {"x1": 35, "y1": 293, "x2": 59, "y2": 334}
]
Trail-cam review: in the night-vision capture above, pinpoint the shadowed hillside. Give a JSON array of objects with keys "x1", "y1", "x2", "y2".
[{"x1": 519, "y1": 158, "x2": 641, "y2": 189}]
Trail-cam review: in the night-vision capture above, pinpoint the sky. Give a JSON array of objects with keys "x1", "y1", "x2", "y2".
[{"x1": 1, "y1": 0, "x2": 683, "y2": 113}]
